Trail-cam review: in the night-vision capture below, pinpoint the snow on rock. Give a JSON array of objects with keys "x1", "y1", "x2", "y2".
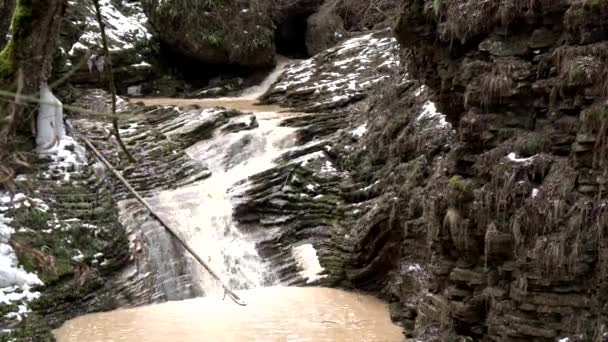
[
  {"x1": 291, "y1": 243, "x2": 327, "y2": 283},
  {"x1": 351, "y1": 123, "x2": 368, "y2": 139},
  {"x1": 60, "y1": 0, "x2": 153, "y2": 88},
  {"x1": 0, "y1": 193, "x2": 44, "y2": 323},
  {"x1": 507, "y1": 152, "x2": 537, "y2": 163},
  {"x1": 531, "y1": 188, "x2": 540, "y2": 198},
  {"x1": 67, "y1": 0, "x2": 150, "y2": 55},
  {"x1": 400, "y1": 261, "x2": 430, "y2": 288},
  {"x1": 0, "y1": 211, "x2": 42, "y2": 288},
  {"x1": 416, "y1": 101, "x2": 450, "y2": 131},
  {"x1": 261, "y1": 29, "x2": 399, "y2": 111}
]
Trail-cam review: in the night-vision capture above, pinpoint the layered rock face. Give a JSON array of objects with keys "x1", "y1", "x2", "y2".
[
  {"x1": 239, "y1": 30, "x2": 454, "y2": 309},
  {"x1": 391, "y1": 0, "x2": 608, "y2": 340},
  {"x1": 261, "y1": 29, "x2": 400, "y2": 110}
]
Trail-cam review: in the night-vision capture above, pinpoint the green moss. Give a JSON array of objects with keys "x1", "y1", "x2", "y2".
[
  {"x1": 0, "y1": 41, "x2": 14, "y2": 78},
  {"x1": 207, "y1": 32, "x2": 222, "y2": 48},
  {"x1": 0, "y1": 0, "x2": 45, "y2": 79},
  {"x1": 0, "y1": 303, "x2": 19, "y2": 317},
  {"x1": 449, "y1": 175, "x2": 466, "y2": 192},
  {"x1": 433, "y1": 0, "x2": 442, "y2": 15},
  {"x1": 10, "y1": 203, "x2": 114, "y2": 283},
  {"x1": 0, "y1": 313, "x2": 55, "y2": 341},
  {"x1": 11, "y1": 208, "x2": 50, "y2": 230}
]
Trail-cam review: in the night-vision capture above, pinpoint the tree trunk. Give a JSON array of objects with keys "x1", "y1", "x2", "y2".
[
  {"x1": 0, "y1": 0, "x2": 68, "y2": 95},
  {"x1": 0, "y1": 0, "x2": 68, "y2": 188},
  {"x1": 0, "y1": 0, "x2": 15, "y2": 49}
]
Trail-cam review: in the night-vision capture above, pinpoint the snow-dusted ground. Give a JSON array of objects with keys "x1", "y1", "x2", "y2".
[
  {"x1": 0, "y1": 194, "x2": 43, "y2": 323},
  {"x1": 0, "y1": 103, "x2": 90, "y2": 324}
]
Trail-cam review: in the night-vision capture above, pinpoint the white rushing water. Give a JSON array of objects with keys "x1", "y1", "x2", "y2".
[
  {"x1": 239, "y1": 56, "x2": 293, "y2": 100},
  {"x1": 147, "y1": 60, "x2": 301, "y2": 294},
  {"x1": 153, "y1": 111, "x2": 298, "y2": 292}
]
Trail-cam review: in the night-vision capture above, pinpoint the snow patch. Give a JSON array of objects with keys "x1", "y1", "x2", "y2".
[
  {"x1": 532, "y1": 188, "x2": 539, "y2": 198},
  {"x1": 351, "y1": 124, "x2": 368, "y2": 138},
  {"x1": 507, "y1": 152, "x2": 537, "y2": 163},
  {"x1": 417, "y1": 101, "x2": 449, "y2": 129},
  {"x1": 292, "y1": 244, "x2": 327, "y2": 283},
  {"x1": 0, "y1": 193, "x2": 44, "y2": 323}
]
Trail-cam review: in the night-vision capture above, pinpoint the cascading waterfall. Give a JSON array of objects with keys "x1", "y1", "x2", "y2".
[
  {"x1": 53, "y1": 56, "x2": 406, "y2": 342},
  {"x1": 148, "y1": 61, "x2": 299, "y2": 294}
]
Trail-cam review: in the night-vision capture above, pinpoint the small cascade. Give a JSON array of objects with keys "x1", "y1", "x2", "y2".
[
  {"x1": 239, "y1": 56, "x2": 293, "y2": 100},
  {"x1": 139, "y1": 58, "x2": 299, "y2": 295},
  {"x1": 151, "y1": 107, "x2": 298, "y2": 293}
]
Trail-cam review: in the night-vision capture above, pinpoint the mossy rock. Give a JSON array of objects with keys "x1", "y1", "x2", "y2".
[
  {"x1": 10, "y1": 208, "x2": 50, "y2": 231},
  {"x1": 448, "y1": 175, "x2": 474, "y2": 204},
  {"x1": 142, "y1": 0, "x2": 275, "y2": 68}
]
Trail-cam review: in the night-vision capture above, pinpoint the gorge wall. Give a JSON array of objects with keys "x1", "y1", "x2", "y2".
[
  {"x1": 385, "y1": 0, "x2": 608, "y2": 340},
  {"x1": 253, "y1": 1, "x2": 608, "y2": 340}
]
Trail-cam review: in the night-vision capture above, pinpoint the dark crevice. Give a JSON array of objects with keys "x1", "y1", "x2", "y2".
[
  {"x1": 157, "y1": 42, "x2": 269, "y2": 88},
  {"x1": 274, "y1": 13, "x2": 311, "y2": 59}
]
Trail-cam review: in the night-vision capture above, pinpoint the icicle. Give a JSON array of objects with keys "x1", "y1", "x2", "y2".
[{"x1": 36, "y1": 83, "x2": 63, "y2": 151}]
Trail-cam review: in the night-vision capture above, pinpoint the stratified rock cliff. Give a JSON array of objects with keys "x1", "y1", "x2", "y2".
[{"x1": 388, "y1": 0, "x2": 608, "y2": 340}]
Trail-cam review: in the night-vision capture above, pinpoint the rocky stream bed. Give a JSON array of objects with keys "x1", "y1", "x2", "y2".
[{"x1": 1, "y1": 0, "x2": 608, "y2": 341}]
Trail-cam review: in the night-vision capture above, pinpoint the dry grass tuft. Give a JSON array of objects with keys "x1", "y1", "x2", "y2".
[
  {"x1": 479, "y1": 65, "x2": 514, "y2": 108},
  {"x1": 484, "y1": 222, "x2": 498, "y2": 269},
  {"x1": 437, "y1": 0, "x2": 558, "y2": 43},
  {"x1": 564, "y1": 0, "x2": 608, "y2": 43},
  {"x1": 323, "y1": 0, "x2": 401, "y2": 31},
  {"x1": 444, "y1": 206, "x2": 469, "y2": 251},
  {"x1": 553, "y1": 42, "x2": 608, "y2": 97}
]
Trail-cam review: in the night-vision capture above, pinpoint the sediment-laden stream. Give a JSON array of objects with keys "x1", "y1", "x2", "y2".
[
  {"x1": 54, "y1": 287, "x2": 403, "y2": 341},
  {"x1": 53, "y1": 61, "x2": 404, "y2": 341}
]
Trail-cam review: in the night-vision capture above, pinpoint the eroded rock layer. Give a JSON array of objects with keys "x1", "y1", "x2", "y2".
[{"x1": 387, "y1": 0, "x2": 608, "y2": 340}]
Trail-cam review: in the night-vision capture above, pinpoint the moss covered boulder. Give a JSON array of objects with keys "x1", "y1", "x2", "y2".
[{"x1": 141, "y1": 0, "x2": 275, "y2": 68}]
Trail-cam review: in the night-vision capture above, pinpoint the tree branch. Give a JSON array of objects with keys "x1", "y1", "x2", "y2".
[{"x1": 92, "y1": 0, "x2": 136, "y2": 164}]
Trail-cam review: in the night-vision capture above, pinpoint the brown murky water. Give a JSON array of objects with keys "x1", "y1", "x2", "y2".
[
  {"x1": 136, "y1": 97, "x2": 287, "y2": 116},
  {"x1": 54, "y1": 287, "x2": 404, "y2": 342}
]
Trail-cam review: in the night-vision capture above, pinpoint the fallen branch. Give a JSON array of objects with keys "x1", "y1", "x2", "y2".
[{"x1": 80, "y1": 135, "x2": 247, "y2": 306}]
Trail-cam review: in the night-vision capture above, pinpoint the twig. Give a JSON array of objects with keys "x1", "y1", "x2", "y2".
[
  {"x1": 80, "y1": 135, "x2": 247, "y2": 306},
  {"x1": 281, "y1": 165, "x2": 297, "y2": 191},
  {"x1": 92, "y1": 0, "x2": 136, "y2": 163}
]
